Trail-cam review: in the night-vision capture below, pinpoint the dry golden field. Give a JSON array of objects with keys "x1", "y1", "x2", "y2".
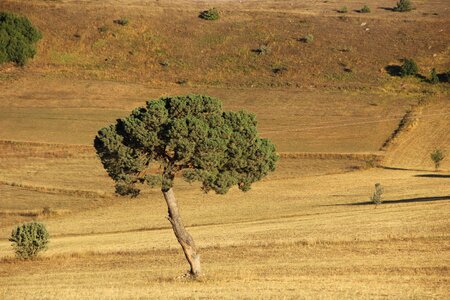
[{"x1": 0, "y1": 0, "x2": 449, "y2": 299}]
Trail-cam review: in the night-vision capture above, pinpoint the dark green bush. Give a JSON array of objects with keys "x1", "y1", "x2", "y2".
[
  {"x1": 9, "y1": 222, "x2": 49, "y2": 259},
  {"x1": 0, "y1": 12, "x2": 42, "y2": 66},
  {"x1": 394, "y1": 0, "x2": 413, "y2": 12},
  {"x1": 199, "y1": 8, "x2": 220, "y2": 21},
  {"x1": 400, "y1": 59, "x2": 418, "y2": 77},
  {"x1": 360, "y1": 5, "x2": 371, "y2": 13},
  {"x1": 113, "y1": 18, "x2": 129, "y2": 26},
  {"x1": 429, "y1": 68, "x2": 439, "y2": 84},
  {"x1": 338, "y1": 7, "x2": 348, "y2": 13}
]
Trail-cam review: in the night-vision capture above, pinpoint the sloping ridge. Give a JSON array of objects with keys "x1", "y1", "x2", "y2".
[{"x1": 381, "y1": 96, "x2": 450, "y2": 171}]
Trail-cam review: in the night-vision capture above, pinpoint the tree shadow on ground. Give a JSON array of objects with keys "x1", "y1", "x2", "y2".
[
  {"x1": 415, "y1": 174, "x2": 450, "y2": 178},
  {"x1": 378, "y1": 7, "x2": 395, "y2": 11},
  {"x1": 385, "y1": 65, "x2": 401, "y2": 76},
  {"x1": 336, "y1": 195, "x2": 450, "y2": 206}
]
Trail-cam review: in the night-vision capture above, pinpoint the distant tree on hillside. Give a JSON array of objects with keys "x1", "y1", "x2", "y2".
[
  {"x1": 394, "y1": 0, "x2": 413, "y2": 12},
  {"x1": 400, "y1": 59, "x2": 418, "y2": 77},
  {"x1": 94, "y1": 94, "x2": 278, "y2": 277},
  {"x1": 0, "y1": 12, "x2": 42, "y2": 66},
  {"x1": 430, "y1": 148, "x2": 445, "y2": 171}
]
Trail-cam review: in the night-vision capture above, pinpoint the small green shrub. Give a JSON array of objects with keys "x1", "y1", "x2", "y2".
[
  {"x1": 199, "y1": 8, "x2": 220, "y2": 21},
  {"x1": 252, "y1": 44, "x2": 270, "y2": 55},
  {"x1": 370, "y1": 183, "x2": 384, "y2": 205},
  {"x1": 299, "y1": 34, "x2": 314, "y2": 43},
  {"x1": 400, "y1": 58, "x2": 418, "y2": 77},
  {"x1": 338, "y1": 6, "x2": 348, "y2": 13},
  {"x1": 98, "y1": 25, "x2": 109, "y2": 33},
  {"x1": 113, "y1": 18, "x2": 129, "y2": 26},
  {"x1": 430, "y1": 148, "x2": 445, "y2": 171},
  {"x1": 272, "y1": 65, "x2": 288, "y2": 74},
  {"x1": 9, "y1": 222, "x2": 49, "y2": 259},
  {"x1": 0, "y1": 11, "x2": 42, "y2": 66},
  {"x1": 360, "y1": 5, "x2": 371, "y2": 13},
  {"x1": 429, "y1": 68, "x2": 439, "y2": 84},
  {"x1": 394, "y1": 0, "x2": 413, "y2": 12}
]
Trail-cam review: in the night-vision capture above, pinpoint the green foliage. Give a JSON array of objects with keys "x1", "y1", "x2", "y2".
[
  {"x1": 299, "y1": 34, "x2": 314, "y2": 43},
  {"x1": 0, "y1": 11, "x2": 42, "y2": 66},
  {"x1": 400, "y1": 59, "x2": 418, "y2": 77},
  {"x1": 9, "y1": 222, "x2": 49, "y2": 259},
  {"x1": 394, "y1": 0, "x2": 413, "y2": 12},
  {"x1": 338, "y1": 6, "x2": 348, "y2": 13},
  {"x1": 199, "y1": 8, "x2": 220, "y2": 21},
  {"x1": 114, "y1": 18, "x2": 129, "y2": 26},
  {"x1": 429, "y1": 68, "x2": 439, "y2": 84},
  {"x1": 252, "y1": 44, "x2": 270, "y2": 55},
  {"x1": 370, "y1": 183, "x2": 384, "y2": 205},
  {"x1": 94, "y1": 95, "x2": 278, "y2": 196},
  {"x1": 272, "y1": 65, "x2": 288, "y2": 74},
  {"x1": 360, "y1": 5, "x2": 371, "y2": 13},
  {"x1": 98, "y1": 25, "x2": 109, "y2": 33},
  {"x1": 430, "y1": 148, "x2": 445, "y2": 171}
]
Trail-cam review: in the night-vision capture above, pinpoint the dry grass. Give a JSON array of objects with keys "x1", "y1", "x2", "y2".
[
  {"x1": 0, "y1": 0, "x2": 449, "y2": 298},
  {"x1": 1, "y1": 0, "x2": 449, "y2": 88}
]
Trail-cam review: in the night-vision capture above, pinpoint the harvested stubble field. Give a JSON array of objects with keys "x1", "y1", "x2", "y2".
[{"x1": 0, "y1": 0, "x2": 449, "y2": 299}]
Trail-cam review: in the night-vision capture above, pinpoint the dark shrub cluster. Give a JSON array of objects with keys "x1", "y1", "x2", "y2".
[
  {"x1": 394, "y1": 0, "x2": 413, "y2": 12},
  {"x1": 0, "y1": 12, "x2": 42, "y2": 66},
  {"x1": 199, "y1": 8, "x2": 220, "y2": 20},
  {"x1": 399, "y1": 58, "x2": 418, "y2": 77}
]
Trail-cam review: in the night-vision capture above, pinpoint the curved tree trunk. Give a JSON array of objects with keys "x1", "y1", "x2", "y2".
[{"x1": 162, "y1": 188, "x2": 201, "y2": 277}]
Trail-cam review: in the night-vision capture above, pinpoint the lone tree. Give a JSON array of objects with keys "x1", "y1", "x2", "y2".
[
  {"x1": 94, "y1": 94, "x2": 278, "y2": 277},
  {"x1": 430, "y1": 148, "x2": 445, "y2": 171}
]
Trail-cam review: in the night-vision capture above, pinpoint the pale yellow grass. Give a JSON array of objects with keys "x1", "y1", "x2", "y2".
[
  {"x1": 383, "y1": 97, "x2": 450, "y2": 170},
  {"x1": 0, "y1": 168, "x2": 449, "y2": 299}
]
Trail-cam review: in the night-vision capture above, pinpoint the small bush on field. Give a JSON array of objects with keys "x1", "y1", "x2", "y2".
[
  {"x1": 338, "y1": 7, "x2": 348, "y2": 13},
  {"x1": 400, "y1": 59, "x2": 418, "y2": 77},
  {"x1": 299, "y1": 34, "x2": 314, "y2": 43},
  {"x1": 9, "y1": 222, "x2": 49, "y2": 259},
  {"x1": 370, "y1": 183, "x2": 384, "y2": 205},
  {"x1": 430, "y1": 148, "x2": 445, "y2": 171},
  {"x1": 199, "y1": 8, "x2": 220, "y2": 21},
  {"x1": 113, "y1": 18, "x2": 129, "y2": 26},
  {"x1": 429, "y1": 68, "x2": 439, "y2": 84},
  {"x1": 394, "y1": 0, "x2": 413, "y2": 12},
  {"x1": 252, "y1": 44, "x2": 270, "y2": 55},
  {"x1": 272, "y1": 65, "x2": 288, "y2": 74},
  {"x1": 98, "y1": 25, "x2": 109, "y2": 33},
  {"x1": 359, "y1": 5, "x2": 371, "y2": 13},
  {"x1": 0, "y1": 11, "x2": 42, "y2": 66}
]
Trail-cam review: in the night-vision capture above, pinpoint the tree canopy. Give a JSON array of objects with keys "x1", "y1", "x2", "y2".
[
  {"x1": 94, "y1": 94, "x2": 278, "y2": 196},
  {"x1": 0, "y1": 11, "x2": 42, "y2": 66}
]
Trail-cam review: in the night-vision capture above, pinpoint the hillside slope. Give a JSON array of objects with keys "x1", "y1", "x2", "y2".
[
  {"x1": 1, "y1": 0, "x2": 449, "y2": 88},
  {"x1": 382, "y1": 97, "x2": 450, "y2": 171}
]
